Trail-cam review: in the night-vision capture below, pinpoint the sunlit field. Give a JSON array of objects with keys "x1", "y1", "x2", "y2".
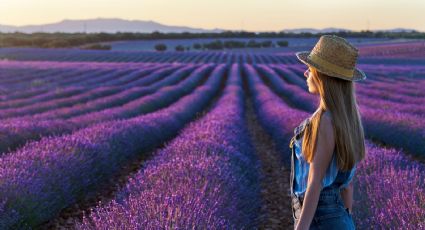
[{"x1": 0, "y1": 40, "x2": 424, "y2": 229}]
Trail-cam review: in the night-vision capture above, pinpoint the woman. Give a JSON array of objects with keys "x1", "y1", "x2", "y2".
[{"x1": 289, "y1": 35, "x2": 367, "y2": 230}]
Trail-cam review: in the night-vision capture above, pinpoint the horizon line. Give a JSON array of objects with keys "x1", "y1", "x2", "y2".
[{"x1": 0, "y1": 17, "x2": 424, "y2": 33}]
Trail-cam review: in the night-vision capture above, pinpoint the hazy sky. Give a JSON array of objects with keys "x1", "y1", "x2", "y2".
[{"x1": 1, "y1": 0, "x2": 424, "y2": 32}]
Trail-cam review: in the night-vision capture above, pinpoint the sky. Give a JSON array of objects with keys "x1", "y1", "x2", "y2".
[{"x1": 1, "y1": 0, "x2": 424, "y2": 32}]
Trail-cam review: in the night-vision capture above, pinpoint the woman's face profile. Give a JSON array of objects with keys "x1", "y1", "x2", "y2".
[{"x1": 304, "y1": 67, "x2": 319, "y2": 94}]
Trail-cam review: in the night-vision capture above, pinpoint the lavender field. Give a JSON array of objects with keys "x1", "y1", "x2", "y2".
[{"x1": 0, "y1": 41, "x2": 424, "y2": 229}]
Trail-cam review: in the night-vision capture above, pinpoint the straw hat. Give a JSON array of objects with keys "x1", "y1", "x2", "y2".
[{"x1": 296, "y1": 35, "x2": 366, "y2": 81}]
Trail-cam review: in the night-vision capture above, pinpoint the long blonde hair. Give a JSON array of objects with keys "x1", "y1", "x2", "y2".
[{"x1": 302, "y1": 67, "x2": 366, "y2": 171}]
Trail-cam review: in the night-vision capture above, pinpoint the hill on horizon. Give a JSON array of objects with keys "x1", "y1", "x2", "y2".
[{"x1": 0, "y1": 18, "x2": 420, "y2": 34}]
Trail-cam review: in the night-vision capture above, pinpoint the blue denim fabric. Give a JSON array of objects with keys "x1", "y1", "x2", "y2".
[
  {"x1": 291, "y1": 116, "x2": 356, "y2": 197},
  {"x1": 291, "y1": 186, "x2": 356, "y2": 229},
  {"x1": 289, "y1": 116, "x2": 356, "y2": 229}
]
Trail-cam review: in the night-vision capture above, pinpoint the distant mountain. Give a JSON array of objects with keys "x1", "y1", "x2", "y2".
[
  {"x1": 281, "y1": 27, "x2": 352, "y2": 34},
  {"x1": 0, "y1": 18, "x2": 226, "y2": 33},
  {"x1": 373, "y1": 28, "x2": 418, "y2": 33},
  {"x1": 0, "y1": 18, "x2": 420, "y2": 34},
  {"x1": 281, "y1": 27, "x2": 420, "y2": 34}
]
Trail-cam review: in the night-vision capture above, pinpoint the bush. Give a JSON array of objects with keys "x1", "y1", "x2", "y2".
[
  {"x1": 44, "y1": 39, "x2": 72, "y2": 48},
  {"x1": 2, "y1": 37, "x2": 31, "y2": 47},
  {"x1": 223, "y1": 40, "x2": 246, "y2": 49},
  {"x1": 193, "y1": 43, "x2": 202, "y2": 50},
  {"x1": 80, "y1": 43, "x2": 111, "y2": 50},
  {"x1": 247, "y1": 39, "x2": 261, "y2": 48},
  {"x1": 276, "y1": 40, "x2": 289, "y2": 47},
  {"x1": 154, "y1": 43, "x2": 167, "y2": 51},
  {"x1": 203, "y1": 40, "x2": 224, "y2": 50},
  {"x1": 261, "y1": 40, "x2": 273, "y2": 48},
  {"x1": 175, "y1": 45, "x2": 185, "y2": 51}
]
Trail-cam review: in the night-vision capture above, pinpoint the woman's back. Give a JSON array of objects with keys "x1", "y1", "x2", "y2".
[{"x1": 291, "y1": 112, "x2": 357, "y2": 198}]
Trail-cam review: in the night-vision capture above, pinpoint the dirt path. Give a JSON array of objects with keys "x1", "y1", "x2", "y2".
[{"x1": 244, "y1": 96, "x2": 294, "y2": 229}]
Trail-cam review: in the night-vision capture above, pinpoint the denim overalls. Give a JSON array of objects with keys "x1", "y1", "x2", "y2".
[{"x1": 289, "y1": 117, "x2": 356, "y2": 229}]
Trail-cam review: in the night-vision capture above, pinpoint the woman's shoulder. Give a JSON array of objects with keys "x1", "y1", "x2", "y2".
[
  {"x1": 321, "y1": 110, "x2": 333, "y2": 126},
  {"x1": 319, "y1": 112, "x2": 333, "y2": 134},
  {"x1": 295, "y1": 109, "x2": 332, "y2": 135},
  {"x1": 322, "y1": 110, "x2": 332, "y2": 119}
]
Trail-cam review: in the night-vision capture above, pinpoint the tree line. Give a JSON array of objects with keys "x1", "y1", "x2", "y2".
[
  {"x1": 0, "y1": 30, "x2": 424, "y2": 49},
  {"x1": 155, "y1": 39, "x2": 289, "y2": 51}
]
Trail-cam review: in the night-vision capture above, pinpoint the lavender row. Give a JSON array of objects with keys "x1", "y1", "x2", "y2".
[
  {"x1": 0, "y1": 49, "x2": 296, "y2": 64},
  {"x1": 0, "y1": 65, "x2": 178, "y2": 116},
  {"x1": 0, "y1": 67, "x2": 74, "y2": 85},
  {"x1": 3, "y1": 68, "x2": 113, "y2": 92},
  {"x1": 0, "y1": 62, "x2": 156, "y2": 98},
  {"x1": 66, "y1": 64, "x2": 213, "y2": 125},
  {"x1": 0, "y1": 64, "x2": 227, "y2": 229},
  {"x1": 363, "y1": 72, "x2": 425, "y2": 86},
  {"x1": 30, "y1": 64, "x2": 197, "y2": 120},
  {"x1": 356, "y1": 95, "x2": 425, "y2": 116},
  {"x1": 244, "y1": 63, "x2": 309, "y2": 166},
  {"x1": 264, "y1": 63, "x2": 425, "y2": 108},
  {"x1": 76, "y1": 63, "x2": 261, "y2": 229},
  {"x1": 0, "y1": 87, "x2": 87, "y2": 110},
  {"x1": 0, "y1": 68, "x2": 111, "y2": 100},
  {"x1": 0, "y1": 63, "x2": 159, "y2": 98},
  {"x1": 4, "y1": 46, "x2": 425, "y2": 65},
  {"x1": 0, "y1": 60, "x2": 168, "y2": 70},
  {"x1": 268, "y1": 64, "x2": 425, "y2": 107},
  {"x1": 286, "y1": 64, "x2": 425, "y2": 98},
  {"x1": 0, "y1": 63, "x2": 161, "y2": 109},
  {"x1": 287, "y1": 63, "x2": 425, "y2": 84},
  {"x1": 2, "y1": 65, "x2": 192, "y2": 123},
  {"x1": 246, "y1": 63, "x2": 425, "y2": 229},
  {"x1": 0, "y1": 64, "x2": 206, "y2": 154},
  {"x1": 359, "y1": 81, "x2": 425, "y2": 98},
  {"x1": 257, "y1": 64, "x2": 425, "y2": 157},
  {"x1": 280, "y1": 63, "x2": 425, "y2": 116},
  {"x1": 0, "y1": 67, "x2": 45, "y2": 82},
  {"x1": 358, "y1": 41, "x2": 425, "y2": 58},
  {"x1": 354, "y1": 86, "x2": 424, "y2": 105},
  {"x1": 352, "y1": 141, "x2": 425, "y2": 229}
]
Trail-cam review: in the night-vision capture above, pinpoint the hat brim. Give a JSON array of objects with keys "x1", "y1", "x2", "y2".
[{"x1": 295, "y1": 51, "x2": 366, "y2": 81}]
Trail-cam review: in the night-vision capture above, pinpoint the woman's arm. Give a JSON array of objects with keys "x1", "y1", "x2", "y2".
[
  {"x1": 340, "y1": 181, "x2": 353, "y2": 213},
  {"x1": 296, "y1": 176, "x2": 322, "y2": 230},
  {"x1": 296, "y1": 114, "x2": 335, "y2": 230}
]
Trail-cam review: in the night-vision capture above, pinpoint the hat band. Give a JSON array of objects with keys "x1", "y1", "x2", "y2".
[{"x1": 308, "y1": 54, "x2": 354, "y2": 78}]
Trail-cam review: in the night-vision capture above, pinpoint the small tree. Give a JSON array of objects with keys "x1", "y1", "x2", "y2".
[
  {"x1": 261, "y1": 40, "x2": 273, "y2": 48},
  {"x1": 81, "y1": 43, "x2": 111, "y2": 50},
  {"x1": 210, "y1": 40, "x2": 224, "y2": 50},
  {"x1": 276, "y1": 40, "x2": 289, "y2": 47},
  {"x1": 247, "y1": 39, "x2": 261, "y2": 48},
  {"x1": 224, "y1": 40, "x2": 246, "y2": 49},
  {"x1": 175, "y1": 45, "x2": 185, "y2": 51},
  {"x1": 193, "y1": 43, "x2": 202, "y2": 50},
  {"x1": 44, "y1": 39, "x2": 71, "y2": 48},
  {"x1": 154, "y1": 43, "x2": 167, "y2": 51},
  {"x1": 202, "y1": 40, "x2": 224, "y2": 50}
]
